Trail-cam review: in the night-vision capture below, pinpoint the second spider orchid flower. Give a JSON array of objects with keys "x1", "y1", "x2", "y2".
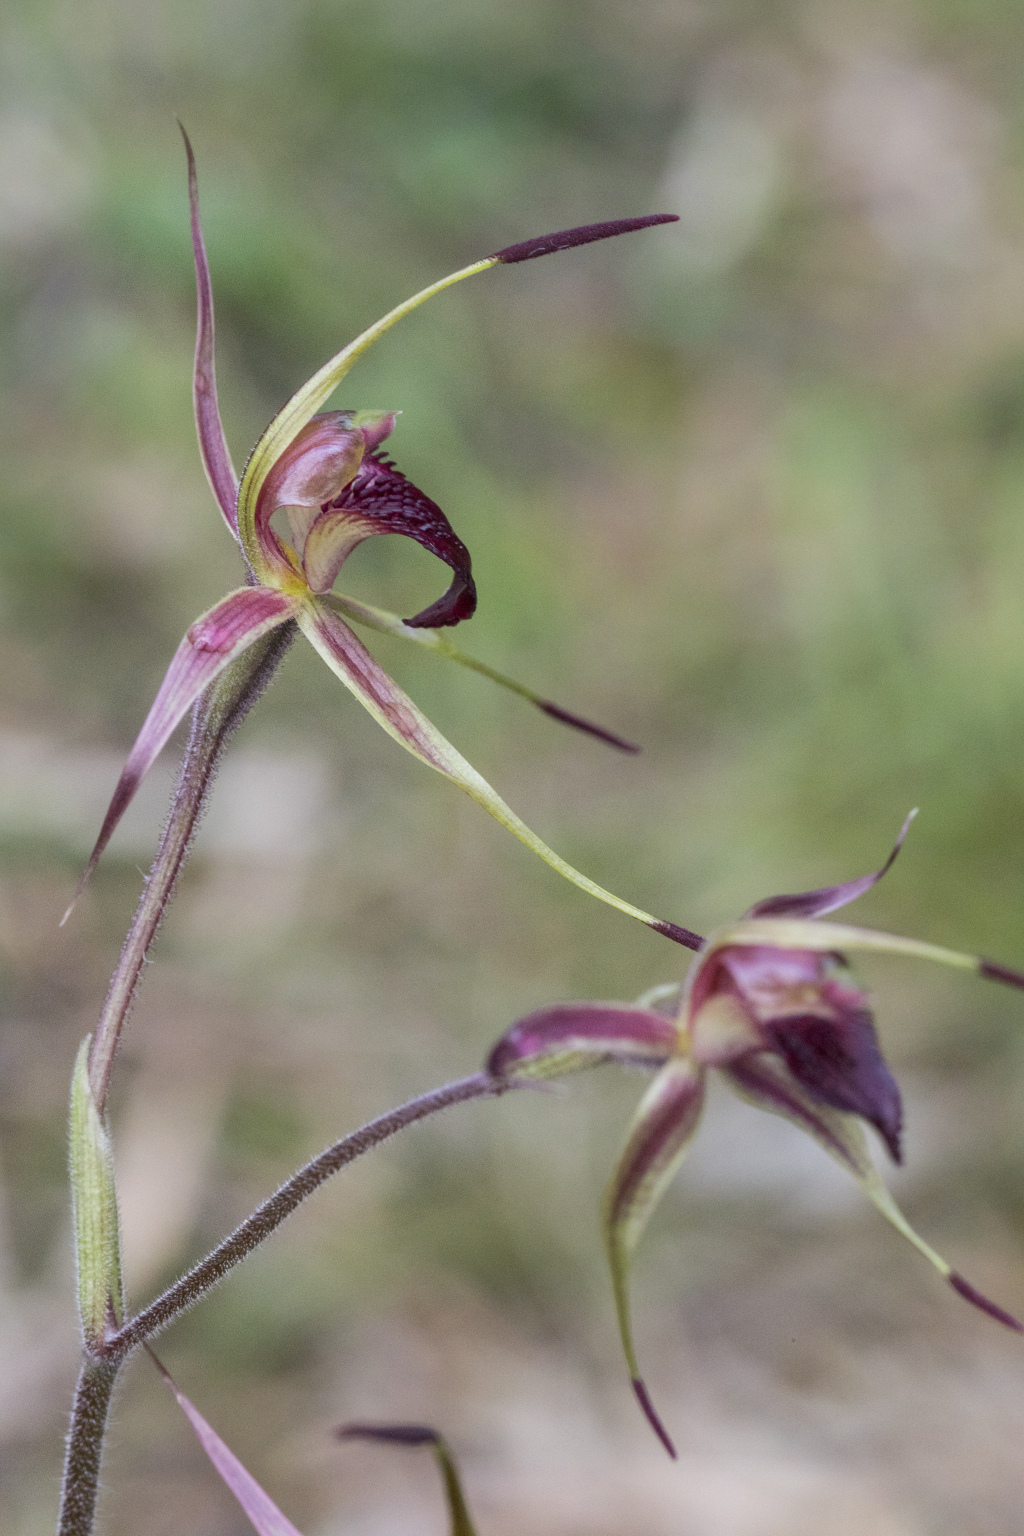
[
  {"x1": 63, "y1": 132, "x2": 694, "y2": 945},
  {"x1": 487, "y1": 813, "x2": 1024, "y2": 1457}
]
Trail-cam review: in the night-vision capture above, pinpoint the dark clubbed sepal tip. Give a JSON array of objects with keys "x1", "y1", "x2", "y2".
[
  {"x1": 493, "y1": 214, "x2": 678, "y2": 265},
  {"x1": 336, "y1": 1422, "x2": 441, "y2": 1446},
  {"x1": 948, "y1": 1273, "x2": 1024, "y2": 1332},
  {"x1": 650, "y1": 917, "x2": 705, "y2": 953},
  {"x1": 537, "y1": 700, "x2": 640, "y2": 754},
  {"x1": 632, "y1": 1378, "x2": 677, "y2": 1459}
]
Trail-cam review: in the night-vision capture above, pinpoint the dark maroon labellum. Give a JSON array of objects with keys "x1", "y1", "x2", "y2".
[
  {"x1": 330, "y1": 454, "x2": 476, "y2": 628},
  {"x1": 764, "y1": 1006, "x2": 903, "y2": 1163}
]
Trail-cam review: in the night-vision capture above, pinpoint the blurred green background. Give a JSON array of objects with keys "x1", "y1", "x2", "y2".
[{"x1": 5, "y1": 0, "x2": 1024, "y2": 1531}]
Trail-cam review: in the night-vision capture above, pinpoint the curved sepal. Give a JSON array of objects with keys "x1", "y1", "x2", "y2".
[
  {"x1": 237, "y1": 256, "x2": 497, "y2": 578},
  {"x1": 747, "y1": 810, "x2": 917, "y2": 921},
  {"x1": 297, "y1": 598, "x2": 691, "y2": 940},
  {"x1": 64, "y1": 586, "x2": 299, "y2": 919},
  {"x1": 304, "y1": 454, "x2": 476, "y2": 627},
  {"x1": 179, "y1": 125, "x2": 239, "y2": 538},
  {"x1": 603, "y1": 1056, "x2": 706, "y2": 1457},
  {"x1": 328, "y1": 591, "x2": 640, "y2": 750},
  {"x1": 487, "y1": 1001, "x2": 677, "y2": 1082},
  {"x1": 723, "y1": 1053, "x2": 1022, "y2": 1331},
  {"x1": 69, "y1": 1038, "x2": 124, "y2": 1346},
  {"x1": 151, "y1": 1351, "x2": 304, "y2": 1536},
  {"x1": 337, "y1": 1424, "x2": 478, "y2": 1536}
]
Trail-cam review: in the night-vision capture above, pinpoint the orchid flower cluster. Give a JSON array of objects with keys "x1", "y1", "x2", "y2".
[{"x1": 57, "y1": 133, "x2": 1024, "y2": 1536}]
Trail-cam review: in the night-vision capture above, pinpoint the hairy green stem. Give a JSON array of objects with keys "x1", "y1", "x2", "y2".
[{"x1": 57, "y1": 1357, "x2": 119, "y2": 1536}]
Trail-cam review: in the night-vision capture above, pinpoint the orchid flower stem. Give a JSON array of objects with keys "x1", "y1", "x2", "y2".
[
  {"x1": 86, "y1": 624, "x2": 296, "y2": 1115},
  {"x1": 59, "y1": 1069, "x2": 509, "y2": 1535},
  {"x1": 57, "y1": 1357, "x2": 119, "y2": 1536},
  {"x1": 110, "y1": 1070, "x2": 507, "y2": 1355}
]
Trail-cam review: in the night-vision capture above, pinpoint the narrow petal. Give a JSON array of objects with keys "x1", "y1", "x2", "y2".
[
  {"x1": 603, "y1": 1057, "x2": 707, "y2": 1456},
  {"x1": 747, "y1": 810, "x2": 917, "y2": 920},
  {"x1": 151, "y1": 1352, "x2": 304, "y2": 1536},
  {"x1": 337, "y1": 1424, "x2": 477, "y2": 1536},
  {"x1": 64, "y1": 587, "x2": 297, "y2": 918},
  {"x1": 487, "y1": 1002, "x2": 677, "y2": 1082},
  {"x1": 327, "y1": 591, "x2": 640, "y2": 750},
  {"x1": 723, "y1": 1055, "x2": 1021, "y2": 1330},
  {"x1": 179, "y1": 125, "x2": 239, "y2": 538},
  {"x1": 237, "y1": 215, "x2": 676, "y2": 579},
  {"x1": 297, "y1": 598, "x2": 697, "y2": 942},
  {"x1": 303, "y1": 454, "x2": 476, "y2": 628}
]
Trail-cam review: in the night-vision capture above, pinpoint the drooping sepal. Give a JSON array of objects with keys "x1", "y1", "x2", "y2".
[
  {"x1": 151, "y1": 1351, "x2": 304, "y2": 1536},
  {"x1": 723, "y1": 1053, "x2": 1021, "y2": 1331},
  {"x1": 297, "y1": 598, "x2": 685, "y2": 937},
  {"x1": 64, "y1": 585, "x2": 299, "y2": 919},
  {"x1": 747, "y1": 810, "x2": 917, "y2": 920},
  {"x1": 69, "y1": 1038, "x2": 124, "y2": 1347},
  {"x1": 304, "y1": 454, "x2": 476, "y2": 627},
  {"x1": 487, "y1": 1001, "x2": 676, "y2": 1082},
  {"x1": 337, "y1": 1424, "x2": 478, "y2": 1536},
  {"x1": 603, "y1": 1056, "x2": 706, "y2": 1456}
]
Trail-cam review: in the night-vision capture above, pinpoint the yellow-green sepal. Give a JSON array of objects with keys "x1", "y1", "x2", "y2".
[{"x1": 69, "y1": 1037, "x2": 124, "y2": 1346}]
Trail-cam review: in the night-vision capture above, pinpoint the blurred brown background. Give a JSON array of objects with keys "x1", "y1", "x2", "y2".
[{"x1": 4, "y1": 0, "x2": 1024, "y2": 1531}]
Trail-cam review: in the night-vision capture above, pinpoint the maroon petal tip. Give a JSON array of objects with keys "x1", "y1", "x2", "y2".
[
  {"x1": 948, "y1": 1273, "x2": 1023, "y2": 1332},
  {"x1": 336, "y1": 1422, "x2": 441, "y2": 1447},
  {"x1": 537, "y1": 700, "x2": 640, "y2": 753},
  {"x1": 650, "y1": 917, "x2": 705, "y2": 952},
  {"x1": 493, "y1": 214, "x2": 678, "y2": 265},
  {"x1": 631, "y1": 1378, "x2": 677, "y2": 1459}
]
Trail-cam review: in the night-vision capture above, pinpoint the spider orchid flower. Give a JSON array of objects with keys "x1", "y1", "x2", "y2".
[
  {"x1": 487, "y1": 812, "x2": 1024, "y2": 1457},
  {"x1": 63, "y1": 132, "x2": 692, "y2": 945}
]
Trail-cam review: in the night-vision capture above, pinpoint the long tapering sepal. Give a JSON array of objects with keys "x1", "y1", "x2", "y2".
[
  {"x1": 337, "y1": 1424, "x2": 478, "y2": 1536},
  {"x1": 179, "y1": 124, "x2": 240, "y2": 537},
  {"x1": 69, "y1": 1038, "x2": 124, "y2": 1348},
  {"x1": 298, "y1": 597, "x2": 698, "y2": 943},
  {"x1": 723, "y1": 1053, "x2": 1022, "y2": 1331},
  {"x1": 64, "y1": 585, "x2": 299, "y2": 920},
  {"x1": 603, "y1": 1056, "x2": 707, "y2": 1456}
]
